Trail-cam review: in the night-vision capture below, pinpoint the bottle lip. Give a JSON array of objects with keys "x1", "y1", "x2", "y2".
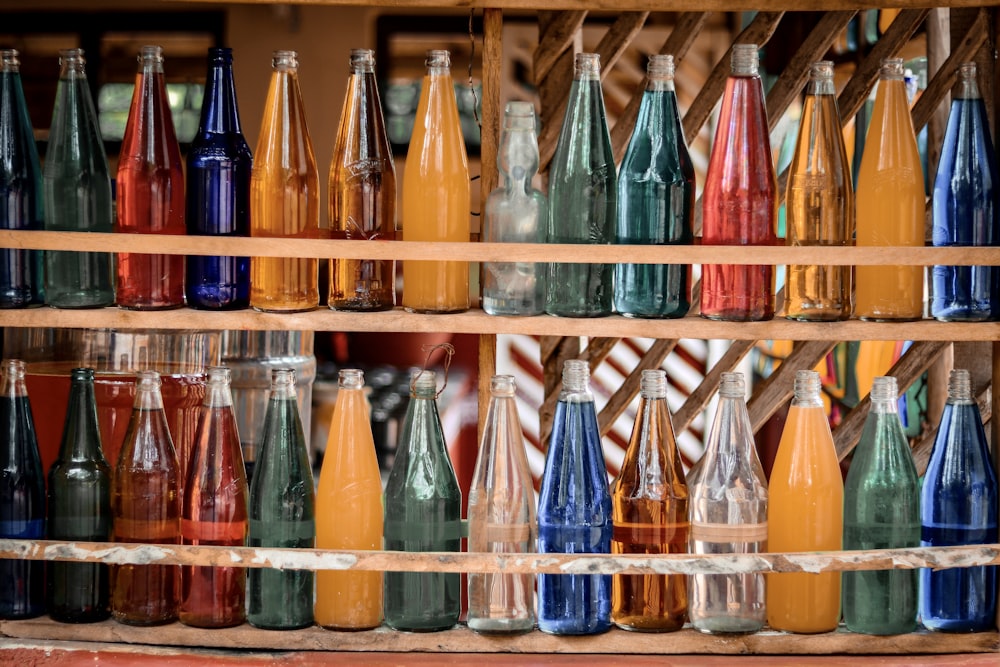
[
  {"x1": 136, "y1": 369, "x2": 162, "y2": 387},
  {"x1": 880, "y1": 57, "x2": 905, "y2": 80},
  {"x1": 870, "y1": 375, "x2": 898, "y2": 401},
  {"x1": 272, "y1": 49, "x2": 299, "y2": 71},
  {"x1": 719, "y1": 371, "x2": 746, "y2": 397},
  {"x1": 208, "y1": 47, "x2": 234, "y2": 61},
  {"x1": 426, "y1": 49, "x2": 450, "y2": 69},
  {"x1": 59, "y1": 47, "x2": 85, "y2": 60},
  {"x1": 138, "y1": 45, "x2": 164, "y2": 62},
  {"x1": 0, "y1": 49, "x2": 20, "y2": 71},
  {"x1": 731, "y1": 43, "x2": 759, "y2": 75},
  {"x1": 647, "y1": 54, "x2": 675, "y2": 78},
  {"x1": 490, "y1": 374, "x2": 516, "y2": 395},
  {"x1": 3, "y1": 358, "x2": 25, "y2": 378},
  {"x1": 339, "y1": 367, "x2": 365, "y2": 389},
  {"x1": 270, "y1": 367, "x2": 297, "y2": 384},
  {"x1": 207, "y1": 366, "x2": 231, "y2": 383},
  {"x1": 71, "y1": 367, "x2": 96, "y2": 380},
  {"x1": 504, "y1": 101, "x2": 536, "y2": 117}
]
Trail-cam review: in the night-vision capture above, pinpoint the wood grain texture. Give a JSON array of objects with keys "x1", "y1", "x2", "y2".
[
  {"x1": 480, "y1": 7, "x2": 503, "y2": 198},
  {"x1": 747, "y1": 340, "x2": 838, "y2": 432}
]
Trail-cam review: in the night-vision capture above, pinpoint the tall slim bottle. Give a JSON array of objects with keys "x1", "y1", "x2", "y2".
[
  {"x1": 611, "y1": 369, "x2": 687, "y2": 631},
  {"x1": 785, "y1": 60, "x2": 854, "y2": 321},
  {"x1": 931, "y1": 62, "x2": 998, "y2": 322},
  {"x1": 186, "y1": 48, "x2": 252, "y2": 310},
  {"x1": 315, "y1": 368, "x2": 383, "y2": 630},
  {"x1": 180, "y1": 366, "x2": 248, "y2": 628},
  {"x1": 0, "y1": 359, "x2": 45, "y2": 619},
  {"x1": 251, "y1": 50, "x2": 320, "y2": 313},
  {"x1": 537, "y1": 359, "x2": 612, "y2": 635},
  {"x1": 467, "y1": 374, "x2": 536, "y2": 633},
  {"x1": 111, "y1": 370, "x2": 181, "y2": 625},
  {"x1": 383, "y1": 370, "x2": 462, "y2": 631},
  {"x1": 115, "y1": 45, "x2": 186, "y2": 310},
  {"x1": 402, "y1": 50, "x2": 470, "y2": 314},
  {"x1": 247, "y1": 368, "x2": 315, "y2": 630},
  {"x1": 614, "y1": 55, "x2": 694, "y2": 319},
  {"x1": 842, "y1": 376, "x2": 918, "y2": 634},
  {"x1": 855, "y1": 57, "x2": 925, "y2": 321},
  {"x1": 701, "y1": 44, "x2": 777, "y2": 322},
  {"x1": 546, "y1": 53, "x2": 615, "y2": 318},
  {"x1": 329, "y1": 49, "x2": 396, "y2": 312},
  {"x1": 481, "y1": 101, "x2": 547, "y2": 316},
  {"x1": 689, "y1": 372, "x2": 767, "y2": 634},
  {"x1": 47, "y1": 367, "x2": 112, "y2": 623},
  {"x1": 920, "y1": 368, "x2": 998, "y2": 632},
  {"x1": 0, "y1": 50, "x2": 43, "y2": 309},
  {"x1": 767, "y1": 369, "x2": 842, "y2": 633},
  {"x1": 43, "y1": 48, "x2": 114, "y2": 308}
]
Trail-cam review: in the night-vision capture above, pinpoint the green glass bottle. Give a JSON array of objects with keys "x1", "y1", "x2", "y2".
[
  {"x1": 47, "y1": 367, "x2": 112, "y2": 623},
  {"x1": 383, "y1": 370, "x2": 462, "y2": 631},
  {"x1": 246, "y1": 368, "x2": 315, "y2": 630},
  {"x1": 843, "y1": 375, "x2": 919, "y2": 634}
]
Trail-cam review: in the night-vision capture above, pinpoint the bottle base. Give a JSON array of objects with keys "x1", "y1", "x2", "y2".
[
  {"x1": 384, "y1": 621, "x2": 457, "y2": 633},
  {"x1": 544, "y1": 310, "x2": 612, "y2": 318},
  {"x1": 467, "y1": 618, "x2": 535, "y2": 634},
  {"x1": 116, "y1": 302, "x2": 185, "y2": 311},
  {"x1": 112, "y1": 613, "x2": 178, "y2": 626},
  {"x1": 329, "y1": 303, "x2": 394, "y2": 312},
  {"x1": 251, "y1": 305, "x2": 319, "y2": 313},
  {"x1": 402, "y1": 306, "x2": 469, "y2": 314},
  {"x1": 49, "y1": 609, "x2": 112, "y2": 624},
  {"x1": 700, "y1": 311, "x2": 774, "y2": 322},
  {"x1": 247, "y1": 618, "x2": 315, "y2": 631}
]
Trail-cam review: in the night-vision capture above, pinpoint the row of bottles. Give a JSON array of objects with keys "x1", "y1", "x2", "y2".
[{"x1": 3, "y1": 356, "x2": 995, "y2": 634}]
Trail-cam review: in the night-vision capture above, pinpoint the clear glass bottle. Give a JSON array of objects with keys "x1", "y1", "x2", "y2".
[
  {"x1": 701, "y1": 44, "x2": 778, "y2": 322},
  {"x1": 43, "y1": 48, "x2": 115, "y2": 308},
  {"x1": 842, "y1": 375, "x2": 918, "y2": 634},
  {"x1": 784, "y1": 60, "x2": 855, "y2": 321},
  {"x1": 689, "y1": 372, "x2": 767, "y2": 634},
  {"x1": 537, "y1": 359, "x2": 612, "y2": 634},
  {"x1": 611, "y1": 369, "x2": 688, "y2": 631},
  {"x1": 546, "y1": 53, "x2": 616, "y2": 318},
  {"x1": 467, "y1": 374, "x2": 536, "y2": 633},
  {"x1": 614, "y1": 55, "x2": 694, "y2": 319},
  {"x1": 920, "y1": 368, "x2": 998, "y2": 631},
  {"x1": 329, "y1": 49, "x2": 396, "y2": 312}
]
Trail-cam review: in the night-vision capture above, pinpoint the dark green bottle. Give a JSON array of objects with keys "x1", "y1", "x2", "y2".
[
  {"x1": 47, "y1": 367, "x2": 112, "y2": 622},
  {"x1": 383, "y1": 370, "x2": 462, "y2": 631},
  {"x1": 247, "y1": 368, "x2": 315, "y2": 630}
]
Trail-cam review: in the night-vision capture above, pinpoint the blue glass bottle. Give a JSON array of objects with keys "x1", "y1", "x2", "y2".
[
  {"x1": 920, "y1": 368, "x2": 998, "y2": 631},
  {"x1": 537, "y1": 359, "x2": 611, "y2": 635},
  {"x1": 614, "y1": 54, "x2": 694, "y2": 319},
  {"x1": 185, "y1": 47, "x2": 251, "y2": 310},
  {"x1": 0, "y1": 50, "x2": 43, "y2": 308},
  {"x1": 931, "y1": 62, "x2": 998, "y2": 322}
]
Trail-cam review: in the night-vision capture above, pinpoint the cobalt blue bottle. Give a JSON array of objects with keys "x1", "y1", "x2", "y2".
[
  {"x1": 185, "y1": 47, "x2": 251, "y2": 309},
  {"x1": 920, "y1": 369, "x2": 998, "y2": 631},
  {"x1": 931, "y1": 62, "x2": 998, "y2": 322},
  {"x1": 537, "y1": 359, "x2": 611, "y2": 635}
]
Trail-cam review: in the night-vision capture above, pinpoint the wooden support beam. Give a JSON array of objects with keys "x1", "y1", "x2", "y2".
[
  {"x1": 533, "y1": 10, "x2": 587, "y2": 84},
  {"x1": 536, "y1": 12, "x2": 581, "y2": 174},
  {"x1": 480, "y1": 7, "x2": 503, "y2": 199},
  {"x1": 598, "y1": 338, "x2": 679, "y2": 435},
  {"x1": 747, "y1": 340, "x2": 837, "y2": 433}
]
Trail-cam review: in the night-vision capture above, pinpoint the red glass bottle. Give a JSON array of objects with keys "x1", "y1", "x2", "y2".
[
  {"x1": 700, "y1": 44, "x2": 778, "y2": 321},
  {"x1": 115, "y1": 45, "x2": 186, "y2": 310}
]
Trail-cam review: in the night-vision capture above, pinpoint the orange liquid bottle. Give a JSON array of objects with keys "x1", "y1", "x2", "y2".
[
  {"x1": 250, "y1": 50, "x2": 320, "y2": 312},
  {"x1": 767, "y1": 369, "x2": 843, "y2": 633},
  {"x1": 315, "y1": 369, "x2": 383, "y2": 629},
  {"x1": 402, "y1": 49, "x2": 470, "y2": 313},
  {"x1": 855, "y1": 57, "x2": 925, "y2": 320}
]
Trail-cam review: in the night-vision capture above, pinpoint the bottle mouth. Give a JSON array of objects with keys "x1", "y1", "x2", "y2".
[
  {"x1": 138, "y1": 45, "x2": 164, "y2": 63},
  {"x1": 0, "y1": 49, "x2": 20, "y2": 70},
  {"x1": 272, "y1": 49, "x2": 298, "y2": 71},
  {"x1": 208, "y1": 47, "x2": 234, "y2": 62},
  {"x1": 425, "y1": 49, "x2": 450, "y2": 69},
  {"x1": 879, "y1": 57, "x2": 905, "y2": 80}
]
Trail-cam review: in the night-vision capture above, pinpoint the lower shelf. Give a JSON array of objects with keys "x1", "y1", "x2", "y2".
[{"x1": 1, "y1": 617, "x2": 998, "y2": 655}]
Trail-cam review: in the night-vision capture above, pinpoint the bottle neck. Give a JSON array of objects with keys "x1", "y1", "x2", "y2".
[
  {"x1": 138, "y1": 45, "x2": 165, "y2": 77},
  {"x1": 792, "y1": 370, "x2": 824, "y2": 408},
  {"x1": 64, "y1": 369, "x2": 102, "y2": 461},
  {"x1": 490, "y1": 374, "x2": 516, "y2": 399},
  {"x1": 339, "y1": 368, "x2": 365, "y2": 392},
  {"x1": 957, "y1": 62, "x2": 981, "y2": 101},
  {"x1": 349, "y1": 48, "x2": 376, "y2": 75},
  {"x1": 1, "y1": 359, "x2": 26, "y2": 399},
  {"x1": 269, "y1": 368, "x2": 297, "y2": 400},
  {"x1": 425, "y1": 49, "x2": 451, "y2": 77},
  {"x1": 948, "y1": 369, "x2": 973, "y2": 403},
  {"x1": 0, "y1": 49, "x2": 19, "y2": 74},
  {"x1": 200, "y1": 49, "x2": 241, "y2": 134},
  {"x1": 645, "y1": 55, "x2": 676, "y2": 93},
  {"x1": 869, "y1": 376, "x2": 899, "y2": 415},
  {"x1": 134, "y1": 371, "x2": 165, "y2": 411},
  {"x1": 560, "y1": 360, "x2": 593, "y2": 402},
  {"x1": 574, "y1": 52, "x2": 601, "y2": 81},
  {"x1": 411, "y1": 370, "x2": 438, "y2": 400},
  {"x1": 498, "y1": 103, "x2": 539, "y2": 189},
  {"x1": 807, "y1": 60, "x2": 836, "y2": 96},
  {"x1": 203, "y1": 366, "x2": 234, "y2": 408},
  {"x1": 731, "y1": 44, "x2": 759, "y2": 77},
  {"x1": 639, "y1": 369, "x2": 667, "y2": 400},
  {"x1": 58, "y1": 49, "x2": 87, "y2": 82}
]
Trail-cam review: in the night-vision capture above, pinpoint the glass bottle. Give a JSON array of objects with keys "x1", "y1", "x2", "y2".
[
  {"x1": 611, "y1": 369, "x2": 688, "y2": 631},
  {"x1": 0, "y1": 359, "x2": 45, "y2": 619},
  {"x1": 251, "y1": 50, "x2": 320, "y2": 313},
  {"x1": 329, "y1": 49, "x2": 396, "y2": 312},
  {"x1": 180, "y1": 366, "x2": 248, "y2": 628},
  {"x1": 546, "y1": 52, "x2": 616, "y2": 318},
  {"x1": 689, "y1": 372, "x2": 767, "y2": 634},
  {"x1": 43, "y1": 48, "x2": 115, "y2": 308},
  {"x1": 247, "y1": 368, "x2": 315, "y2": 630},
  {"x1": 186, "y1": 47, "x2": 252, "y2": 311},
  {"x1": 855, "y1": 57, "x2": 925, "y2": 321},
  {"x1": 920, "y1": 368, "x2": 998, "y2": 632},
  {"x1": 467, "y1": 374, "x2": 536, "y2": 633},
  {"x1": 0, "y1": 50, "x2": 43, "y2": 309},
  {"x1": 115, "y1": 45, "x2": 186, "y2": 310},
  {"x1": 537, "y1": 359, "x2": 612, "y2": 635},
  {"x1": 481, "y1": 101, "x2": 547, "y2": 316},
  {"x1": 383, "y1": 370, "x2": 462, "y2": 631},
  {"x1": 842, "y1": 375, "x2": 918, "y2": 634},
  {"x1": 931, "y1": 62, "x2": 998, "y2": 322},
  {"x1": 111, "y1": 370, "x2": 181, "y2": 625},
  {"x1": 315, "y1": 368, "x2": 383, "y2": 630},
  {"x1": 401, "y1": 50, "x2": 470, "y2": 314},
  {"x1": 766, "y1": 369, "x2": 842, "y2": 633},
  {"x1": 784, "y1": 60, "x2": 855, "y2": 321},
  {"x1": 614, "y1": 54, "x2": 694, "y2": 319},
  {"x1": 47, "y1": 367, "x2": 112, "y2": 623},
  {"x1": 701, "y1": 43, "x2": 778, "y2": 322}
]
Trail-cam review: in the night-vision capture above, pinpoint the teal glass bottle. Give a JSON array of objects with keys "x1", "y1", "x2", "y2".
[
  {"x1": 614, "y1": 54, "x2": 694, "y2": 319},
  {"x1": 842, "y1": 375, "x2": 919, "y2": 634},
  {"x1": 546, "y1": 52, "x2": 615, "y2": 317},
  {"x1": 43, "y1": 48, "x2": 115, "y2": 308},
  {"x1": 247, "y1": 368, "x2": 315, "y2": 630},
  {"x1": 383, "y1": 370, "x2": 462, "y2": 631}
]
